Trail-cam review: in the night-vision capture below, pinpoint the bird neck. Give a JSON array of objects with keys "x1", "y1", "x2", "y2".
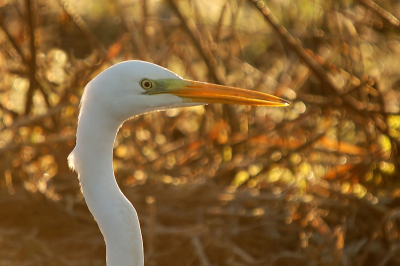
[{"x1": 73, "y1": 106, "x2": 144, "y2": 266}]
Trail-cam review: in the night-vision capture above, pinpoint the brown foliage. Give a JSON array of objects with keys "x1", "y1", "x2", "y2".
[{"x1": 0, "y1": 0, "x2": 399, "y2": 265}]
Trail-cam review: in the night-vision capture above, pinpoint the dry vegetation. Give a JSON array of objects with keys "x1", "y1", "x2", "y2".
[{"x1": 0, "y1": 0, "x2": 400, "y2": 265}]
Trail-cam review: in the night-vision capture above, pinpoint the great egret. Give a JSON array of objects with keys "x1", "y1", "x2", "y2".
[{"x1": 68, "y1": 60, "x2": 290, "y2": 266}]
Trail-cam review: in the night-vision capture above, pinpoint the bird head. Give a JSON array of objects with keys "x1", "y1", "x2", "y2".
[{"x1": 80, "y1": 60, "x2": 290, "y2": 123}]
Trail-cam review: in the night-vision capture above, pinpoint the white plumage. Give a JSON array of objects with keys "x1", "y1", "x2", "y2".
[{"x1": 69, "y1": 60, "x2": 289, "y2": 266}]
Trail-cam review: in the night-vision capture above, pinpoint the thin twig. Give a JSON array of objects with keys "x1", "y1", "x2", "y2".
[
  {"x1": 248, "y1": 0, "x2": 373, "y2": 116},
  {"x1": 24, "y1": 0, "x2": 37, "y2": 115},
  {"x1": 0, "y1": 133, "x2": 75, "y2": 154},
  {"x1": 114, "y1": 0, "x2": 152, "y2": 62},
  {"x1": 190, "y1": 236, "x2": 211, "y2": 266},
  {"x1": 0, "y1": 24, "x2": 27, "y2": 64},
  {"x1": 358, "y1": 0, "x2": 400, "y2": 30},
  {"x1": 248, "y1": 0, "x2": 338, "y2": 93},
  {"x1": 3, "y1": 102, "x2": 74, "y2": 131},
  {"x1": 166, "y1": 0, "x2": 222, "y2": 84},
  {"x1": 59, "y1": 0, "x2": 108, "y2": 58}
]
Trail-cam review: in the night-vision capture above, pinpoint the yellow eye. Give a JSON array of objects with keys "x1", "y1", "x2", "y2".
[{"x1": 140, "y1": 79, "x2": 153, "y2": 90}]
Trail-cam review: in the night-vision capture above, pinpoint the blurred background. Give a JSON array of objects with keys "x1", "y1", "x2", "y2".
[{"x1": 0, "y1": 0, "x2": 400, "y2": 265}]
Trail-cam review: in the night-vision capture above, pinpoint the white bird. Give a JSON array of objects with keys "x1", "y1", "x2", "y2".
[{"x1": 68, "y1": 60, "x2": 290, "y2": 266}]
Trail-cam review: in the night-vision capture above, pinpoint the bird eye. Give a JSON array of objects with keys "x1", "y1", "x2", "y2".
[{"x1": 140, "y1": 79, "x2": 153, "y2": 90}]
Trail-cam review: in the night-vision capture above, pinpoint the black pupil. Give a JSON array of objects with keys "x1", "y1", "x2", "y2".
[{"x1": 144, "y1": 81, "x2": 150, "y2": 88}]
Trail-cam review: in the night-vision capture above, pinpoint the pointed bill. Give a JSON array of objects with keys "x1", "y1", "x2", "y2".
[
  {"x1": 147, "y1": 79, "x2": 291, "y2": 107},
  {"x1": 175, "y1": 80, "x2": 290, "y2": 106}
]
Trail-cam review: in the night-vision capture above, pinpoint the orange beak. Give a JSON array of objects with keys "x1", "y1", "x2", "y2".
[{"x1": 169, "y1": 79, "x2": 290, "y2": 107}]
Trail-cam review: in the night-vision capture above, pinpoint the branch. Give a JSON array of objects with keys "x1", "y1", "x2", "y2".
[
  {"x1": 24, "y1": 0, "x2": 38, "y2": 115},
  {"x1": 248, "y1": 0, "x2": 339, "y2": 94},
  {"x1": 190, "y1": 236, "x2": 211, "y2": 266},
  {"x1": 3, "y1": 102, "x2": 73, "y2": 131},
  {"x1": 114, "y1": 0, "x2": 152, "y2": 61},
  {"x1": 166, "y1": 0, "x2": 222, "y2": 84},
  {"x1": 0, "y1": 23, "x2": 27, "y2": 64},
  {"x1": 248, "y1": 0, "x2": 379, "y2": 117},
  {"x1": 358, "y1": 0, "x2": 400, "y2": 30},
  {"x1": 59, "y1": 0, "x2": 108, "y2": 58}
]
